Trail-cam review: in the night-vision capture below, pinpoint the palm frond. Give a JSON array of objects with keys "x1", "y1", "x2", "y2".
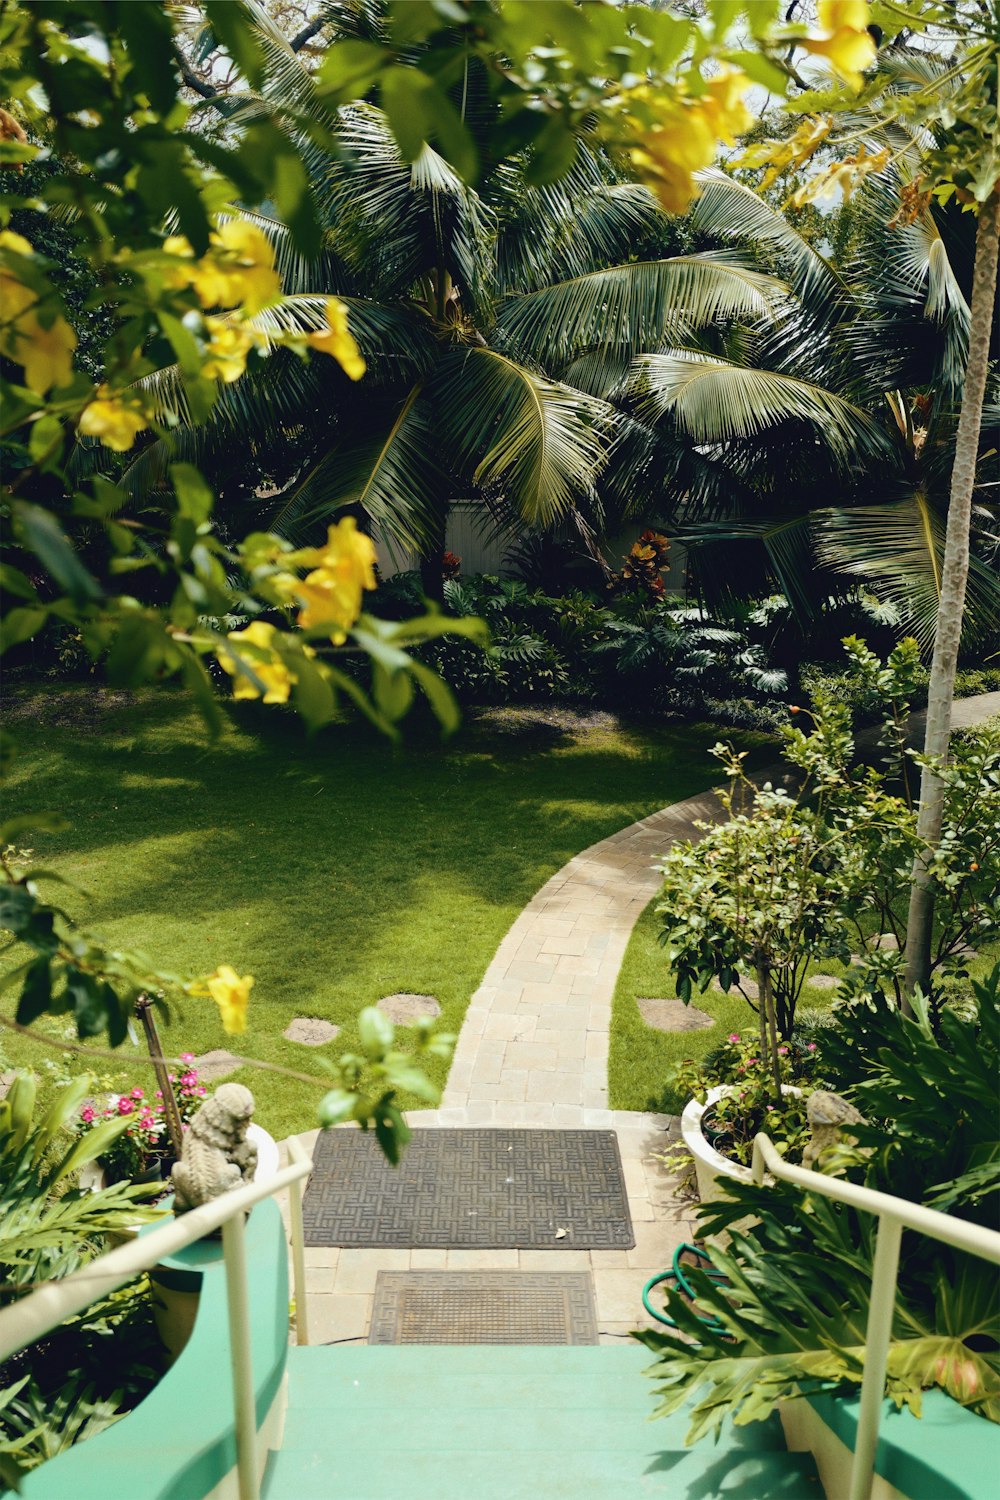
[
  {"x1": 690, "y1": 169, "x2": 846, "y2": 313},
  {"x1": 630, "y1": 351, "x2": 887, "y2": 464},
  {"x1": 429, "y1": 347, "x2": 614, "y2": 527},
  {"x1": 814, "y1": 494, "x2": 1000, "y2": 649},
  {"x1": 268, "y1": 384, "x2": 447, "y2": 552},
  {"x1": 676, "y1": 516, "x2": 822, "y2": 622},
  {"x1": 496, "y1": 255, "x2": 785, "y2": 369}
]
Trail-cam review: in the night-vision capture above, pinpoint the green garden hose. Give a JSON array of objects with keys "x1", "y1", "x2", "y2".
[{"x1": 641, "y1": 1242, "x2": 729, "y2": 1334}]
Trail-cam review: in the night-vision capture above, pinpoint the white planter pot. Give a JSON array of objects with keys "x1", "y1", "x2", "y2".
[{"x1": 681, "y1": 1084, "x2": 802, "y2": 1206}]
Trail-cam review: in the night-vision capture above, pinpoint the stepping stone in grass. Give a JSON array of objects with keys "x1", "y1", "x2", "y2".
[
  {"x1": 808, "y1": 974, "x2": 839, "y2": 990},
  {"x1": 377, "y1": 993, "x2": 441, "y2": 1024},
  {"x1": 284, "y1": 1017, "x2": 340, "y2": 1046},
  {"x1": 710, "y1": 975, "x2": 759, "y2": 1000},
  {"x1": 637, "y1": 998, "x2": 714, "y2": 1032},
  {"x1": 868, "y1": 933, "x2": 899, "y2": 951},
  {"x1": 192, "y1": 1049, "x2": 241, "y2": 1083}
]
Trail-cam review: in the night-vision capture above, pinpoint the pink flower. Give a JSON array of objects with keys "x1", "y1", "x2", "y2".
[
  {"x1": 117, "y1": 1097, "x2": 134, "y2": 1115},
  {"x1": 197, "y1": 1086, "x2": 206, "y2": 1096},
  {"x1": 131, "y1": 1087, "x2": 144, "y2": 1099},
  {"x1": 180, "y1": 1053, "x2": 194, "y2": 1063},
  {"x1": 80, "y1": 1106, "x2": 95, "y2": 1124},
  {"x1": 180, "y1": 1072, "x2": 197, "y2": 1087},
  {"x1": 728, "y1": 1033, "x2": 740, "y2": 1043},
  {"x1": 155, "y1": 1090, "x2": 163, "y2": 1098},
  {"x1": 778, "y1": 1046, "x2": 788, "y2": 1056},
  {"x1": 807, "y1": 1042, "x2": 817, "y2": 1051},
  {"x1": 748, "y1": 1057, "x2": 758, "y2": 1065},
  {"x1": 168, "y1": 1074, "x2": 176, "y2": 1083}
]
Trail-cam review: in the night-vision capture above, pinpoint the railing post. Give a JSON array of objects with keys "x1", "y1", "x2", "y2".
[
  {"x1": 287, "y1": 1141, "x2": 310, "y2": 1347},
  {"x1": 221, "y1": 1210, "x2": 260, "y2": 1500},
  {"x1": 848, "y1": 1215, "x2": 904, "y2": 1500}
]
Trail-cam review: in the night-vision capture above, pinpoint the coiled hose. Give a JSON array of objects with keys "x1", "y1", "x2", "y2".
[{"x1": 641, "y1": 1242, "x2": 729, "y2": 1334}]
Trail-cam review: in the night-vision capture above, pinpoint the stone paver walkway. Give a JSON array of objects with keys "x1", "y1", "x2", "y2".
[
  {"x1": 281, "y1": 691, "x2": 1000, "y2": 1346},
  {"x1": 440, "y1": 788, "x2": 731, "y2": 1116}
]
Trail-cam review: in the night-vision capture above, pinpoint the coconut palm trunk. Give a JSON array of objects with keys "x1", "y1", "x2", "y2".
[{"x1": 903, "y1": 188, "x2": 1000, "y2": 1007}]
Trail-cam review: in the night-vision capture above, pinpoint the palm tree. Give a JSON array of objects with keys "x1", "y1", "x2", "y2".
[
  {"x1": 617, "y1": 161, "x2": 1000, "y2": 649},
  {"x1": 129, "y1": 2, "x2": 784, "y2": 596}
]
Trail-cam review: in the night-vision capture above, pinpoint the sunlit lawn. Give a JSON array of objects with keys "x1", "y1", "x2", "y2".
[{"x1": 2, "y1": 688, "x2": 771, "y2": 1139}]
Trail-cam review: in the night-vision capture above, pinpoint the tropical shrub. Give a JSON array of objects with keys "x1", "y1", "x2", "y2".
[
  {"x1": 656, "y1": 638, "x2": 1000, "y2": 1099},
  {"x1": 0, "y1": 1279, "x2": 164, "y2": 1491},
  {"x1": 637, "y1": 966, "x2": 1000, "y2": 1440},
  {"x1": 0, "y1": 1073, "x2": 162, "y2": 1298}
]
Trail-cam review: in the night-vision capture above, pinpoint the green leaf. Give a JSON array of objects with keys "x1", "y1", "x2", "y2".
[
  {"x1": 28, "y1": 413, "x2": 65, "y2": 469},
  {"x1": 0, "y1": 884, "x2": 37, "y2": 936},
  {"x1": 12, "y1": 502, "x2": 102, "y2": 606},
  {"x1": 0, "y1": 606, "x2": 48, "y2": 652},
  {"x1": 318, "y1": 1088, "x2": 357, "y2": 1127},
  {"x1": 381, "y1": 66, "x2": 434, "y2": 163},
  {"x1": 358, "y1": 1005, "x2": 394, "y2": 1060},
  {"x1": 66, "y1": 972, "x2": 113, "y2": 1041},
  {"x1": 204, "y1": 0, "x2": 267, "y2": 89},
  {"x1": 118, "y1": 0, "x2": 180, "y2": 113},
  {"x1": 170, "y1": 463, "x2": 214, "y2": 526},
  {"x1": 14, "y1": 957, "x2": 52, "y2": 1027}
]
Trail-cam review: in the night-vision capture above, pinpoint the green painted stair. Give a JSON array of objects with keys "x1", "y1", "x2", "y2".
[{"x1": 264, "y1": 1345, "x2": 823, "y2": 1500}]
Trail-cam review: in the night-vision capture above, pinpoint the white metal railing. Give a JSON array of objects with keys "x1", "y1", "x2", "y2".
[
  {"x1": 0, "y1": 1135, "x2": 314, "y2": 1500},
  {"x1": 751, "y1": 1132, "x2": 1000, "y2": 1500}
]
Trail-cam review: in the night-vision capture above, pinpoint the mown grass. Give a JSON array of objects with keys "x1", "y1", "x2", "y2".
[{"x1": 2, "y1": 688, "x2": 771, "y2": 1139}]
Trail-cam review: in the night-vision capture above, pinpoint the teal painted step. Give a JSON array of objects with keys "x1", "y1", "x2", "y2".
[
  {"x1": 808, "y1": 1388, "x2": 1000, "y2": 1500},
  {"x1": 265, "y1": 1346, "x2": 822, "y2": 1500}
]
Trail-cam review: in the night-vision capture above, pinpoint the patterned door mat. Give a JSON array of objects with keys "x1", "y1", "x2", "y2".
[
  {"x1": 302, "y1": 1128, "x2": 634, "y2": 1249},
  {"x1": 368, "y1": 1271, "x2": 599, "y2": 1345}
]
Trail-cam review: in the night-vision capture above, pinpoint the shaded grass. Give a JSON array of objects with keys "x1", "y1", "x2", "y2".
[{"x1": 1, "y1": 688, "x2": 771, "y2": 1139}]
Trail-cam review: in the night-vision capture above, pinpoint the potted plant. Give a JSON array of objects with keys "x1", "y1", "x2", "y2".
[
  {"x1": 676, "y1": 1031, "x2": 819, "y2": 1201},
  {"x1": 76, "y1": 1056, "x2": 209, "y2": 1187}
]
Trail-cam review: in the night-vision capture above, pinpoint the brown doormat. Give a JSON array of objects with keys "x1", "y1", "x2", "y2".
[
  {"x1": 368, "y1": 1271, "x2": 599, "y2": 1345},
  {"x1": 302, "y1": 1128, "x2": 634, "y2": 1249}
]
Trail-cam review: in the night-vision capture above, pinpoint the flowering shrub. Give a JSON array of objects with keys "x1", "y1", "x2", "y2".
[
  {"x1": 673, "y1": 1030, "x2": 821, "y2": 1166},
  {"x1": 77, "y1": 1057, "x2": 208, "y2": 1181}
]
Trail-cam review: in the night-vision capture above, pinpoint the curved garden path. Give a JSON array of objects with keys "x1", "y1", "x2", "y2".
[{"x1": 285, "y1": 692, "x2": 998, "y2": 1343}]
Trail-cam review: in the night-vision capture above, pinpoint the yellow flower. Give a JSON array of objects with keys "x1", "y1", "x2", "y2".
[
  {"x1": 162, "y1": 222, "x2": 281, "y2": 313},
  {"x1": 306, "y1": 298, "x2": 366, "y2": 381},
  {"x1": 202, "y1": 317, "x2": 254, "y2": 383},
  {"x1": 78, "y1": 388, "x2": 148, "y2": 451},
  {"x1": 803, "y1": 0, "x2": 876, "y2": 89},
  {"x1": 628, "y1": 96, "x2": 718, "y2": 215},
  {"x1": 219, "y1": 619, "x2": 296, "y2": 703},
  {"x1": 291, "y1": 517, "x2": 378, "y2": 638},
  {"x1": 203, "y1": 964, "x2": 253, "y2": 1035},
  {"x1": 699, "y1": 68, "x2": 754, "y2": 145},
  {"x1": 0, "y1": 232, "x2": 77, "y2": 395},
  {"x1": 0, "y1": 228, "x2": 34, "y2": 258}
]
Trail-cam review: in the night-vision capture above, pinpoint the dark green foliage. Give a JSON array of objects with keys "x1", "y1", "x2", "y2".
[
  {"x1": 638, "y1": 966, "x2": 1000, "y2": 1440},
  {"x1": 373, "y1": 572, "x2": 791, "y2": 719}
]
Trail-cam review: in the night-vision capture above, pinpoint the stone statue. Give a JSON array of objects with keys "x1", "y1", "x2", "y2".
[
  {"x1": 171, "y1": 1082, "x2": 258, "y2": 1213},
  {"x1": 802, "y1": 1090, "x2": 866, "y2": 1171}
]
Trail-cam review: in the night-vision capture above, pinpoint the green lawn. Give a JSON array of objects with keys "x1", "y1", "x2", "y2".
[
  {"x1": 609, "y1": 898, "x2": 1000, "y2": 1116},
  {"x1": 2, "y1": 689, "x2": 769, "y2": 1139}
]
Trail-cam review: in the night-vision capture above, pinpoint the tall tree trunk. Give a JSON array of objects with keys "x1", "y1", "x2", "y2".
[
  {"x1": 903, "y1": 189, "x2": 1000, "y2": 1009},
  {"x1": 756, "y1": 958, "x2": 782, "y2": 1106}
]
